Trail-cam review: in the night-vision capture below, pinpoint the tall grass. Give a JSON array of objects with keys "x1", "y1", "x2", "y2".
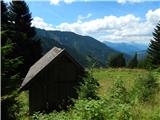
[{"x1": 11, "y1": 68, "x2": 160, "y2": 120}]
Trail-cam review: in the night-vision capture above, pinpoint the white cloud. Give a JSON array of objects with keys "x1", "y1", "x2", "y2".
[
  {"x1": 56, "y1": 8, "x2": 160, "y2": 43},
  {"x1": 32, "y1": 17, "x2": 55, "y2": 30},
  {"x1": 50, "y1": 0, "x2": 75, "y2": 5},
  {"x1": 50, "y1": 0, "x2": 60, "y2": 5},
  {"x1": 32, "y1": 8, "x2": 160, "y2": 44},
  {"x1": 77, "y1": 13, "x2": 92, "y2": 23},
  {"x1": 64, "y1": 0, "x2": 75, "y2": 4},
  {"x1": 117, "y1": 0, "x2": 143, "y2": 4},
  {"x1": 56, "y1": 14, "x2": 142, "y2": 40},
  {"x1": 146, "y1": 8, "x2": 160, "y2": 25}
]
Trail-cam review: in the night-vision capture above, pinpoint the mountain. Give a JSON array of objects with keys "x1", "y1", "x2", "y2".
[
  {"x1": 104, "y1": 41, "x2": 148, "y2": 55},
  {"x1": 35, "y1": 28, "x2": 118, "y2": 67},
  {"x1": 103, "y1": 41, "x2": 148, "y2": 60}
]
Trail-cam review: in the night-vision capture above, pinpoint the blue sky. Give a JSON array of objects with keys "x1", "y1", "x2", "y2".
[{"x1": 25, "y1": 0, "x2": 160, "y2": 44}]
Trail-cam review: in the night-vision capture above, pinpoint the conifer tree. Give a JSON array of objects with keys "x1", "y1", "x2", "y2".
[
  {"x1": 9, "y1": 0, "x2": 42, "y2": 76},
  {"x1": 1, "y1": 0, "x2": 8, "y2": 26},
  {"x1": 108, "y1": 53, "x2": 126, "y2": 68},
  {"x1": 147, "y1": 22, "x2": 160, "y2": 67},
  {"x1": 1, "y1": 1, "x2": 23, "y2": 95},
  {"x1": 127, "y1": 53, "x2": 138, "y2": 68}
]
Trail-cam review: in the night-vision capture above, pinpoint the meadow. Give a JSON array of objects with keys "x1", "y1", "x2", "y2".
[
  {"x1": 12, "y1": 68, "x2": 160, "y2": 120},
  {"x1": 93, "y1": 68, "x2": 160, "y2": 120}
]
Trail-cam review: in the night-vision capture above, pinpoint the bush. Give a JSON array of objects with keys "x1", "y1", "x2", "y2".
[
  {"x1": 131, "y1": 73, "x2": 159, "y2": 103},
  {"x1": 31, "y1": 99, "x2": 108, "y2": 120},
  {"x1": 78, "y1": 71, "x2": 99, "y2": 100},
  {"x1": 109, "y1": 79, "x2": 129, "y2": 104},
  {"x1": 73, "y1": 99, "x2": 107, "y2": 120},
  {"x1": 1, "y1": 91, "x2": 26, "y2": 120},
  {"x1": 107, "y1": 79, "x2": 133, "y2": 120}
]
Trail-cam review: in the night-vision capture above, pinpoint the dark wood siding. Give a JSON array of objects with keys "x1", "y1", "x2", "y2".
[{"x1": 29, "y1": 54, "x2": 83, "y2": 113}]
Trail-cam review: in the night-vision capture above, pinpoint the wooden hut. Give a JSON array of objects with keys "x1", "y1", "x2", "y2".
[{"x1": 20, "y1": 47, "x2": 85, "y2": 114}]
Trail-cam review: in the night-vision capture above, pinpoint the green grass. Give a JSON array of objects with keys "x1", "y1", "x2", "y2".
[
  {"x1": 93, "y1": 68, "x2": 160, "y2": 120},
  {"x1": 12, "y1": 68, "x2": 160, "y2": 119},
  {"x1": 93, "y1": 68, "x2": 149, "y2": 96}
]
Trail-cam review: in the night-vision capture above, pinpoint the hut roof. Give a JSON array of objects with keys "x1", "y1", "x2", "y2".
[{"x1": 20, "y1": 47, "x2": 84, "y2": 90}]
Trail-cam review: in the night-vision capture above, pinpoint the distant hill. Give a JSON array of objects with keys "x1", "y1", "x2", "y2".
[
  {"x1": 103, "y1": 41, "x2": 148, "y2": 59},
  {"x1": 136, "y1": 50, "x2": 147, "y2": 60},
  {"x1": 35, "y1": 28, "x2": 118, "y2": 67},
  {"x1": 104, "y1": 41, "x2": 148, "y2": 54}
]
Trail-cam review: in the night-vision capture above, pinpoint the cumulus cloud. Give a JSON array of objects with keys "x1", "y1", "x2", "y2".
[
  {"x1": 32, "y1": 17, "x2": 55, "y2": 30},
  {"x1": 146, "y1": 8, "x2": 160, "y2": 24},
  {"x1": 117, "y1": 0, "x2": 143, "y2": 4},
  {"x1": 64, "y1": 0, "x2": 75, "y2": 4},
  {"x1": 50, "y1": 0, "x2": 75, "y2": 5},
  {"x1": 32, "y1": 8, "x2": 160, "y2": 43},
  {"x1": 56, "y1": 8, "x2": 160, "y2": 43},
  {"x1": 50, "y1": 0, "x2": 60, "y2": 5}
]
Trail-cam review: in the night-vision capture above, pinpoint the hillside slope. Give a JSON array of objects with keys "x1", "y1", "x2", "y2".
[{"x1": 36, "y1": 28, "x2": 118, "y2": 67}]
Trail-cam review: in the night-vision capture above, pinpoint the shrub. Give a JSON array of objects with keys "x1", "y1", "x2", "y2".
[
  {"x1": 31, "y1": 99, "x2": 108, "y2": 120},
  {"x1": 131, "y1": 73, "x2": 159, "y2": 103},
  {"x1": 109, "y1": 79, "x2": 129, "y2": 104},
  {"x1": 73, "y1": 99, "x2": 107, "y2": 120},
  {"x1": 107, "y1": 79, "x2": 133, "y2": 120},
  {"x1": 78, "y1": 71, "x2": 99, "y2": 100},
  {"x1": 1, "y1": 91, "x2": 25, "y2": 120}
]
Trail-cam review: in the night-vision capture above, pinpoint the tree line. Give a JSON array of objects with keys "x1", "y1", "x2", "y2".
[{"x1": 107, "y1": 22, "x2": 160, "y2": 69}]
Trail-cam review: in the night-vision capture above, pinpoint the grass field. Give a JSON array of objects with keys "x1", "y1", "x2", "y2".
[
  {"x1": 11, "y1": 68, "x2": 160, "y2": 119},
  {"x1": 93, "y1": 68, "x2": 160, "y2": 120},
  {"x1": 93, "y1": 68, "x2": 149, "y2": 96}
]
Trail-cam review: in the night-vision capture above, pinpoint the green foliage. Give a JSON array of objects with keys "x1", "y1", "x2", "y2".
[
  {"x1": 8, "y1": 0, "x2": 42, "y2": 76},
  {"x1": 106, "y1": 79, "x2": 133, "y2": 120},
  {"x1": 147, "y1": 21, "x2": 160, "y2": 68},
  {"x1": 137, "y1": 58, "x2": 148, "y2": 69},
  {"x1": 10, "y1": 68, "x2": 159, "y2": 120},
  {"x1": 127, "y1": 53, "x2": 138, "y2": 68},
  {"x1": 108, "y1": 53, "x2": 126, "y2": 68},
  {"x1": 31, "y1": 99, "x2": 108, "y2": 120},
  {"x1": 1, "y1": 0, "x2": 8, "y2": 27},
  {"x1": 78, "y1": 71, "x2": 100, "y2": 100},
  {"x1": 1, "y1": 34, "x2": 23, "y2": 95},
  {"x1": 109, "y1": 79, "x2": 129, "y2": 104},
  {"x1": 1, "y1": 1, "x2": 40, "y2": 119},
  {"x1": 131, "y1": 73, "x2": 159, "y2": 103},
  {"x1": 1, "y1": 91, "x2": 26, "y2": 120},
  {"x1": 73, "y1": 99, "x2": 107, "y2": 120}
]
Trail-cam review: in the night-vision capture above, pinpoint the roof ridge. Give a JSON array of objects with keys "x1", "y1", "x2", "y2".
[{"x1": 20, "y1": 47, "x2": 64, "y2": 90}]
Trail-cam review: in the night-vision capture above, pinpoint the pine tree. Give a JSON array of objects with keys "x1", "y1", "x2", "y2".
[
  {"x1": 9, "y1": 0, "x2": 42, "y2": 76},
  {"x1": 147, "y1": 22, "x2": 160, "y2": 67},
  {"x1": 127, "y1": 53, "x2": 138, "y2": 68},
  {"x1": 1, "y1": 0, "x2": 8, "y2": 26},
  {"x1": 1, "y1": 1, "x2": 23, "y2": 95},
  {"x1": 1, "y1": 34, "x2": 23, "y2": 95},
  {"x1": 108, "y1": 53, "x2": 126, "y2": 68}
]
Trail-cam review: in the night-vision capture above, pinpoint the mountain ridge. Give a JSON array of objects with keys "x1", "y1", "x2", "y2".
[
  {"x1": 35, "y1": 28, "x2": 118, "y2": 67},
  {"x1": 103, "y1": 41, "x2": 148, "y2": 60}
]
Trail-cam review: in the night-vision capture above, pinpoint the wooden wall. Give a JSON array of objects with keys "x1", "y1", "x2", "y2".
[{"x1": 29, "y1": 54, "x2": 83, "y2": 113}]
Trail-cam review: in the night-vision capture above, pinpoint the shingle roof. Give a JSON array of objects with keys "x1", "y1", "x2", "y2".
[
  {"x1": 20, "y1": 47, "x2": 64, "y2": 90},
  {"x1": 20, "y1": 47, "x2": 84, "y2": 90}
]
